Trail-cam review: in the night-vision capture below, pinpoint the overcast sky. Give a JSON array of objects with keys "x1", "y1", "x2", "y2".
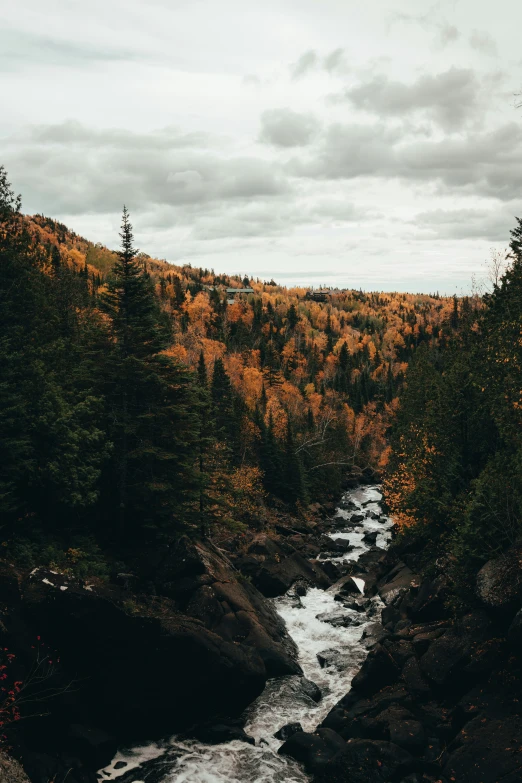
[{"x1": 2, "y1": 0, "x2": 522, "y2": 293}]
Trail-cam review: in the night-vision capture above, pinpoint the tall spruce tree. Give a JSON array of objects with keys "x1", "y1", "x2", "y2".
[
  {"x1": 101, "y1": 208, "x2": 199, "y2": 537},
  {"x1": 282, "y1": 418, "x2": 308, "y2": 507},
  {"x1": 0, "y1": 167, "x2": 106, "y2": 530}
]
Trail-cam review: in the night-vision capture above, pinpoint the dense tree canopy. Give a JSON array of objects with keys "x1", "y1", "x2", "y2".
[
  {"x1": 384, "y1": 221, "x2": 522, "y2": 592},
  {"x1": 0, "y1": 165, "x2": 461, "y2": 575}
]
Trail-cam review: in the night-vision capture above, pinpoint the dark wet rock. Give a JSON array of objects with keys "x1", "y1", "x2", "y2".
[
  {"x1": 319, "y1": 560, "x2": 343, "y2": 582},
  {"x1": 22, "y1": 579, "x2": 267, "y2": 740},
  {"x1": 14, "y1": 540, "x2": 305, "y2": 754},
  {"x1": 337, "y1": 498, "x2": 358, "y2": 511},
  {"x1": 476, "y1": 545, "x2": 522, "y2": 615},
  {"x1": 312, "y1": 738, "x2": 414, "y2": 783},
  {"x1": 411, "y1": 628, "x2": 446, "y2": 656},
  {"x1": 317, "y1": 648, "x2": 351, "y2": 670},
  {"x1": 381, "y1": 604, "x2": 401, "y2": 629},
  {"x1": 274, "y1": 722, "x2": 303, "y2": 741},
  {"x1": 382, "y1": 639, "x2": 415, "y2": 670},
  {"x1": 388, "y1": 719, "x2": 426, "y2": 754},
  {"x1": 328, "y1": 538, "x2": 355, "y2": 553},
  {"x1": 278, "y1": 728, "x2": 347, "y2": 770},
  {"x1": 443, "y1": 713, "x2": 522, "y2": 783},
  {"x1": 295, "y1": 581, "x2": 308, "y2": 597},
  {"x1": 408, "y1": 575, "x2": 448, "y2": 623},
  {"x1": 113, "y1": 761, "x2": 128, "y2": 769},
  {"x1": 351, "y1": 643, "x2": 400, "y2": 695},
  {"x1": 247, "y1": 544, "x2": 332, "y2": 598},
  {"x1": 419, "y1": 612, "x2": 492, "y2": 688},
  {"x1": 401, "y1": 657, "x2": 431, "y2": 700},
  {"x1": 338, "y1": 596, "x2": 367, "y2": 612},
  {"x1": 361, "y1": 622, "x2": 388, "y2": 649},
  {"x1": 332, "y1": 574, "x2": 366, "y2": 597},
  {"x1": 67, "y1": 725, "x2": 117, "y2": 770},
  {"x1": 316, "y1": 610, "x2": 364, "y2": 628},
  {"x1": 378, "y1": 563, "x2": 418, "y2": 606},
  {"x1": 363, "y1": 531, "x2": 379, "y2": 545},
  {"x1": 301, "y1": 678, "x2": 322, "y2": 703}
]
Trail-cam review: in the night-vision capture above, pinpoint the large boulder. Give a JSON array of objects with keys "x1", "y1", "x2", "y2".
[
  {"x1": 350, "y1": 643, "x2": 400, "y2": 696},
  {"x1": 22, "y1": 575, "x2": 267, "y2": 740},
  {"x1": 377, "y1": 563, "x2": 419, "y2": 606},
  {"x1": 0, "y1": 753, "x2": 31, "y2": 783},
  {"x1": 11, "y1": 539, "x2": 304, "y2": 743},
  {"x1": 232, "y1": 534, "x2": 332, "y2": 597},
  {"x1": 278, "y1": 728, "x2": 347, "y2": 770},
  {"x1": 419, "y1": 612, "x2": 492, "y2": 688},
  {"x1": 443, "y1": 714, "x2": 522, "y2": 783},
  {"x1": 476, "y1": 545, "x2": 522, "y2": 615},
  {"x1": 312, "y1": 739, "x2": 414, "y2": 783},
  {"x1": 150, "y1": 539, "x2": 301, "y2": 676}
]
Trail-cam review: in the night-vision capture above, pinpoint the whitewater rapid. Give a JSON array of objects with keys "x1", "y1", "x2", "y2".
[{"x1": 99, "y1": 485, "x2": 393, "y2": 783}]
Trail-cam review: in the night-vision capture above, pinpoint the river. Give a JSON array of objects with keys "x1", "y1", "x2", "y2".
[{"x1": 99, "y1": 485, "x2": 392, "y2": 783}]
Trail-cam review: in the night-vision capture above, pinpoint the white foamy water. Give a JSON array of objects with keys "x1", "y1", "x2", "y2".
[{"x1": 100, "y1": 485, "x2": 389, "y2": 783}]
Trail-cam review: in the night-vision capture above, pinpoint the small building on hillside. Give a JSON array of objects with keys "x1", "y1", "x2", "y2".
[
  {"x1": 226, "y1": 287, "x2": 255, "y2": 305},
  {"x1": 305, "y1": 289, "x2": 335, "y2": 302}
]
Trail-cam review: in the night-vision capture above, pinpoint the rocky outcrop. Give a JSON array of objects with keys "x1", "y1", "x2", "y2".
[
  {"x1": 0, "y1": 539, "x2": 303, "y2": 783},
  {"x1": 0, "y1": 753, "x2": 30, "y2": 783},
  {"x1": 230, "y1": 533, "x2": 332, "y2": 597},
  {"x1": 285, "y1": 542, "x2": 522, "y2": 783},
  {"x1": 152, "y1": 538, "x2": 301, "y2": 676},
  {"x1": 476, "y1": 544, "x2": 522, "y2": 613},
  {"x1": 279, "y1": 729, "x2": 415, "y2": 782}
]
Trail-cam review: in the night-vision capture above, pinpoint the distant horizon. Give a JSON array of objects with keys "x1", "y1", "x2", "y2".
[{"x1": 22, "y1": 207, "x2": 490, "y2": 299}]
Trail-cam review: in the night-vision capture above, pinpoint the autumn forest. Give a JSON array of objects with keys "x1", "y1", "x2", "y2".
[{"x1": 0, "y1": 165, "x2": 469, "y2": 575}]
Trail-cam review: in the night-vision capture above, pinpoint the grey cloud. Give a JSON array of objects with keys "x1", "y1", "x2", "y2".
[
  {"x1": 439, "y1": 24, "x2": 460, "y2": 46},
  {"x1": 26, "y1": 120, "x2": 218, "y2": 151},
  {"x1": 4, "y1": 122, "x2": 291, "y2": 216},
  {"x1": 259, "y1": 108, "x2": 320, "y2": 147},
  {"x1": 387, "y1": 8, "x2": 460, "y2": 50},
  {"x1": 413, "y1": 208, "x2": 512, "y2": 241},
  {"x1": 469, "y1": 30, "x2": 498, "y2": 57},
  {"x1": 323, "y1": 48, "x2": 348, "y2": 73},
  {"x1": 291, "y1": 50, "x2": 318, "y2": 79},
  {"x1": 0, "y1": 28, "x2": 141, "y2": 71},
  {"x1": 288, "y1": 47, "x2": 348, "y2": 80},
  {"x1": 192, "y1": 201, "x2": 301, "y2": 240},
  {"x1": 288, "y1": 120, "x2": 522, "y2": 202},
  {"x1": 288, "y1": 122, "x2": 401, "y2": 179},
  {"x1": 343, "y1": 67, "x2": 481, "y2": 131},
  {"x1": 309, "y1": 199, "x2": 380, "y2": 222}
]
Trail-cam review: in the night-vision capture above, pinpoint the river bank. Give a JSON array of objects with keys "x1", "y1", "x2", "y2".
[
  {"x1": 5, "y1": 476, "x2": 520, "y2": 783},
  {"x1": 280, "y1": 525, "x2": 522, "y2": 783},
  {"x1": 0, "y1": 479, "x2": 381, "y2": 783},
  {"x1": 97, "y1": 484, "x2": 393, "y2": 783}
]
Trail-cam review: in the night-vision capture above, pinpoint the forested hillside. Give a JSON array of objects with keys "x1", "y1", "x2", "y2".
[
  {"x1": 385, "y1": 221, "x2": 522, "y2": 597},
  {"x1": 0, "y1": 165, "x2": 457, "y2": 575}
]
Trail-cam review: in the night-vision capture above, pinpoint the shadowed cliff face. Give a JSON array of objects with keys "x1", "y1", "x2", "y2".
[
  {"x1": 281, "y1": 539, "x2": 522, "y2": 783},
  {"x1": 0, "y1": 537, "x2": 304, "y2": 783}
]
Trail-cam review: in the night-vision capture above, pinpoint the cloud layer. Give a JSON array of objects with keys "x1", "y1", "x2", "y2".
[{"x1": 1, "y1": 0, "x2": 520, "y2": 293}]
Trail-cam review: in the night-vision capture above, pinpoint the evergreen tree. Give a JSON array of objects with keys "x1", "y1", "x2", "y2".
[
  {"x1": 286, "y1": 303, "x2": 299, "y2": 330},
  {"x1": 282, "y1": 419, "x2": 308, "y2": 507},
  {"x1": 100, "y1": 208, "x2": 198, "y2": 537}
]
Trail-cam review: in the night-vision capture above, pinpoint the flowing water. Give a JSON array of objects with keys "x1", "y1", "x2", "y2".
[{"x1": 99, "y1": 485, "x2": 393, "y2": 783}]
